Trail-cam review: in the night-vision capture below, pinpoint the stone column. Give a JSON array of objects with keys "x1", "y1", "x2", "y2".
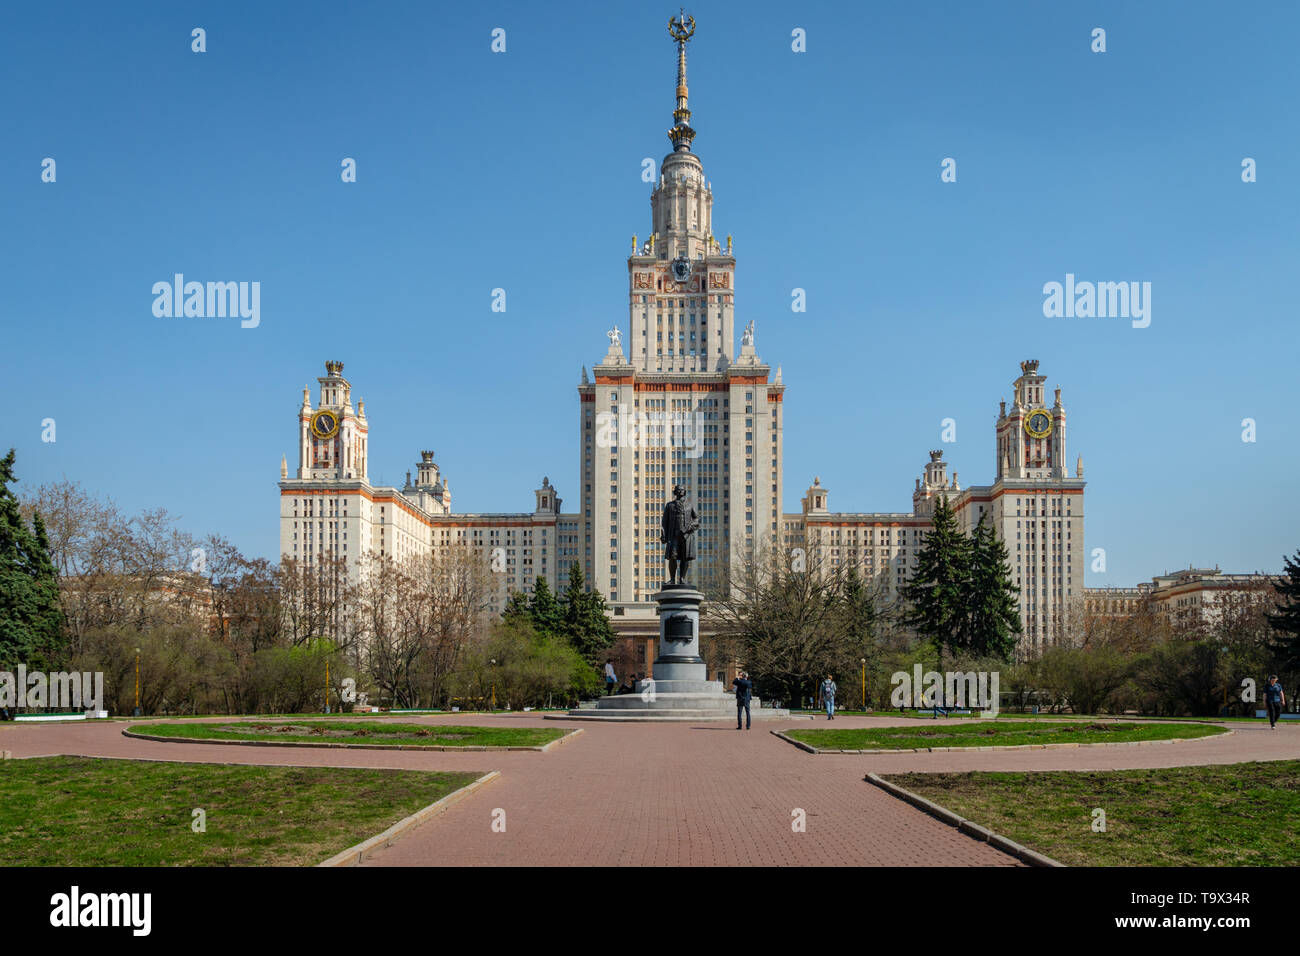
[{"x1": 652, "y1": 585, "x2": 705, "y2": 683}]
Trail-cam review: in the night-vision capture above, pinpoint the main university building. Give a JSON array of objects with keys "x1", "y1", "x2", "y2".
[{"x1": 278, "y1": 24, "x2": 1086, "y2": 656}]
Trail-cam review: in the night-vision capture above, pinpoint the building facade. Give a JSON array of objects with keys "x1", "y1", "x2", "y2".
[
  {"x1": 276, "y1": 24, "x2": 1089, "y2": 655},
  {"x1": 783, "y1": 360, "x2": 1086, "y2": 654},
  {"x1": 278, "y1": 361, "x2": 578, "y2": 616},
  {"x1": 1083, "y1": 568, "x2": 1279, "y2": 630}
]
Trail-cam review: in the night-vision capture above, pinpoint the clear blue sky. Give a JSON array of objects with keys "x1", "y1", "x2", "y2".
[{"x1": 3, "y1": 0, "x2": 1297, "y2": 587}]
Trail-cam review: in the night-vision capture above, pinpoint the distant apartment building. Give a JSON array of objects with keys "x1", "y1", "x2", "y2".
[{"x1": 1083, "y1": 568, "x2": 1279, "y2": 629}]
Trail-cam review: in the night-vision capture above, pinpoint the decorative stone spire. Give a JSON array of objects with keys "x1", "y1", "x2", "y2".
[
  {"x1": 667, "y1": 12, "x2": 697, "y2": 152},
  {"x1": 280, "y1": 454, "x2": 287, "y2": 479}
]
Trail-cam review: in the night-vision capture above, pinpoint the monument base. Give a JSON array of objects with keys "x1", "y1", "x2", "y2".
[{"x1": 551, "y1": 582, "x2": 791, "y2": 722}]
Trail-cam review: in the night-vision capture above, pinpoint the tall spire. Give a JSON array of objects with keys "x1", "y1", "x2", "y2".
[{"x1": 668, "y1": 11, "x2": 696, "y2": 152}]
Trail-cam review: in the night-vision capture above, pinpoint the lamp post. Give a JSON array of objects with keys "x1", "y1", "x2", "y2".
[
  {"x1": 324, "y1": 658, "x2": 330, "y2": 715},
  {"x1": 861, "y1": 658, "x2": 867, "y2": 712},
  {"x1": 489, "y1": 659, "x2": 497, "y2": 711},
  {"x1": 133, "y1": 647, "x2": 141, "y2": 717}
]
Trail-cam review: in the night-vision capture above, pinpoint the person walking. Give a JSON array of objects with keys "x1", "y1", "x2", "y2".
[
  {"x1": 604, "y1": 659, "x2": 617, "y2": 696},
  {"x1": 821, "y1": 674, "x2": 837, "y2": 720},
  {"x1": 1265, "y1": 675, "x2": 1287, "y2": 729},
  {"x1": 733, "y1": 671, "x2": 753, "y2": 730}
]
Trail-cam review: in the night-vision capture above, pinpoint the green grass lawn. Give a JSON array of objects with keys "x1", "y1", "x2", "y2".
[
  {"x1": 882, "y1": 761, "x2": 1300, "y2": 866},
  {"x1": 884, "y1": 710, "x2": 1284, "y2": 723},
  {"x1": 0, "y1": 756, "x2": 482, "y2": 866},
  {"x1": 129, "y1": 720, "x2": 565, "y2": 748},
  {"x1": 786, "y1": 720, "x2": 1227, "y2": 750}
]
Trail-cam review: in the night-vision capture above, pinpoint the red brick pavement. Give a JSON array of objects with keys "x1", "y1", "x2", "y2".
[{"x1": 2, "y1": 714, "x2": 1294, "y2": 866}]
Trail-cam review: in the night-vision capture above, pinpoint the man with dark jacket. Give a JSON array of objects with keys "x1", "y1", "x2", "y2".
[
  {"x1": 1265, "y1": 675, "x2": 1287, "y2": 729},
  {"x1": 733, "y1": 672, "x2": 753, "y2": 730}
]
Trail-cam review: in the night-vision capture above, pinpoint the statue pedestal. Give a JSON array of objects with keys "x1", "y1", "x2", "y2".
[
  {"x1": 551, "y1": 582, "x2": 792, "y2": 721},
  {"x1": 651, "y1": 584, "x2": 705, "y2": 682}
]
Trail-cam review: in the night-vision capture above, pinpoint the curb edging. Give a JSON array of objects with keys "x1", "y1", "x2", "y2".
[
  {"x1": 122, "y1": 727, "x2": 579, "y2": 753},
  {"x1": 317, "y1": 770, "x2": 501, "y2": 867},
  {"x1": 866, "y1": 772, "x2": 1065, "y2": 868},
  {"x1": 772, "y1": 728, "x2": 1231, "y2": 755}
]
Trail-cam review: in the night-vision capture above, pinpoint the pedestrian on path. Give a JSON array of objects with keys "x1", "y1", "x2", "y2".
[
  {"x1": 822, "y1": 674, "x2": 837, "y2": 720},
  {"x1": 733, "y1": 671, "x2": 752, "y2": 729},
  {"x1": 1265, "y1": 675, "x2": 1287, "y2": 729},
  {"x1": 604, "y1": 659, "x2": 617, "y2": 696}
]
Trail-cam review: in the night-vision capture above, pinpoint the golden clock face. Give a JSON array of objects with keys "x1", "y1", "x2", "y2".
[
  {"x1": 1024, "y1": 410, "x2": 1053, "y2": 439},
  {"x1": 310, "y1": 409, "x2": 340, "y2": 439}
]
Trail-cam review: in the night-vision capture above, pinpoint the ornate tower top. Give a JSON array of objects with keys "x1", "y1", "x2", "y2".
[
  {"x1": 667, "y1": 11, "x2": 697, "y2": 153},
  {"x1": 325, "y1": 360, "x2": 344, "y2": 377}
]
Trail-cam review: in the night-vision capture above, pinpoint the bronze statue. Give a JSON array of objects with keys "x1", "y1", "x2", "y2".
[{"x1": 660, "y1": 484, "x2": 699, "y2": 585}]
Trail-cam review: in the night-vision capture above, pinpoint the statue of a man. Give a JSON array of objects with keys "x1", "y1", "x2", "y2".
[{"x1": 660, "y1": 484, "x2": 699, "y2": 586}]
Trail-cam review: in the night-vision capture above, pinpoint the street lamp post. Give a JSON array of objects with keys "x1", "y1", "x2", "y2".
[
  {"x1": 861, "y1": 658, "x2": 867, "y2": 712},
  {"x1": 324, "y1": 658, "x2": 330, "y2": 715},
  {"x1": 133, "y1": 647, "x2": 141, "y2": 717},
  {"x1": 489, "y1": 659, "x2": 497, "y2": 711}
]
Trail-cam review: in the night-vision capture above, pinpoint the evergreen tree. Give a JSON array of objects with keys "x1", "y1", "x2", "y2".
[
  {"x1": 561, "y1": 563, "x2": 615, "y2": 664},
  {"x1": 838, "y1": 564, "x2": 879, "y2": 708},
  {"x1": 1268, "y1": 549, "x2": 1300, "y2": 669},
  {"x1": 902, "y1": 495, "x2": 971, "y2": 660},
  {"x1": 963, "y1": 514, "x2": 1022, "y2": 661},
  {"x1": 529, "y1": 576, "x2": 563, "y2": 637},
  {"x1": 501, "y1": 590, "x2": 532, "y2": 626},
  {"x1": 0, "y1": 449, "x2": 65, "y2": 668},
  {"x1": 840, "y1": 565, "x2": 877, "y2": 647}
]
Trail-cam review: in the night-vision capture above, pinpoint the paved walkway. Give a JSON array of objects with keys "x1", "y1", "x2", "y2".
[{"x1": 2, "y1": 714, "x2": 1294, "y2": 866}]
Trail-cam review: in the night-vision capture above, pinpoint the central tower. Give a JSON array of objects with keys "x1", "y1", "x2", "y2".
[
  {"x1": 627, "y1": 12, "x2": 735, "y2": 374},
  {"x1": 578, "y1": 13, "x2": 786, "y2": 611}
]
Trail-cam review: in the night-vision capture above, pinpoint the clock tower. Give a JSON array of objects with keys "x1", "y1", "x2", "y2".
[
  {"x1": 996, "y1": 358, "x2": 1067, "y2": 481},
  {"x1": 298, "y1": 360, "x2": 368, "y2": 482}
]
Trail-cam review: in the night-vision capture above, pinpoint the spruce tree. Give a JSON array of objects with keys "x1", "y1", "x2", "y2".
[
  {"x1": 529, "y1": 576, "x2": 563, "y2": 637},
  {"x1": 561, "y1": 563, "x2": 615, "y2": 664},
  {"x1": 902, "y1": 495, "x2": 970, "y2": 660},
  {"x1": 964, "y1": 514, "x2": 1022, "y2": 661},
  {"x1": 1268, "y1": 549, "x2": 1300, "y2": 669},
  {"x1": 0, "y1": 449, "x2": 65, "y2": 668}
]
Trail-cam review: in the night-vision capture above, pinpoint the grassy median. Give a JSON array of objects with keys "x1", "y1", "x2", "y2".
[
  {"x1": 130, "y1": 720, "x2": 565, "y2": 748},
  {"x1": 786, "y1": 720, "x2": 1226, "y2": 750},
  {"x1": 883, "y1": 760, "x2": 1300, "y2": 866},
  {"x1": 0, "y1": 756, "x2": 483, "y2": 866}
]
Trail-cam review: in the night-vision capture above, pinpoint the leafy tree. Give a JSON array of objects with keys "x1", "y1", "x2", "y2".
[
  {"x1": 504, "y1": 565, "x2": 615, "y2": 668},
  {"x1": 710, "y1": 544, "x2": 882, "y2": 708},
  {"x1": 0, "y1": 449, "x2": 65, "y2": 668},
  {"x1": 1037, "y1": 645, "x2": 1130, "y2": 715},
  {"x1": 901, "y1": 495, "x2": 970, "y2": 662},
  {"x1": 451, "y1": 619, "x2": 599, "y2": 710},
  {"x1": 963, "y1": 515, "x2": 1022, "y2": 661},
  {"x1": 1268, "y1": 549, "x2": 1300, "y2": 669}
]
